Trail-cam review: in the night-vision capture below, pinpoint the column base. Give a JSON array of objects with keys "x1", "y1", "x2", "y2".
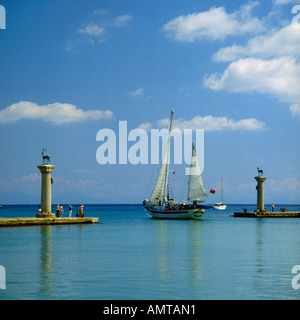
[{"x1": 36, "y1": 213, "x2": 55, "y2": 218}]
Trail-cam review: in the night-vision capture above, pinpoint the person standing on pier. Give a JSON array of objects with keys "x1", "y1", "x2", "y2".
[
  {"x1": 272, "y1": 203, "x2": 275, "y2": 212},
  {"x1": 68, "y1": 205, "x2": 73, "y2": 218},
  {"x1": 59, "y1": 204, "x2": 64, "y2": 217},
  {"x1": 78, "y1": 204, "x2": 84, "y2": 218}
]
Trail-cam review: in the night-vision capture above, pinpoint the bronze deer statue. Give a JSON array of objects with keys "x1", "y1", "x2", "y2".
[
  {"x1": 41, "y1": 148, "x2": 50, "y2": 164},
  {"x1": 257, "y1": 167, "x2": 263, "y2": 175}
]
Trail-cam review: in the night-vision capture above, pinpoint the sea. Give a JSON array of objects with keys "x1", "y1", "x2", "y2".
[{"x1": 0, "y1": 204, "x2": 299, "y2": 300}]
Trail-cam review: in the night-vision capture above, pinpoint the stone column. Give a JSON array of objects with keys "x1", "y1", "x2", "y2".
[
  {"x1": 254, "y1": 175, "x2": 267, "y2": 211},
  {"x1": 37, "y1": 164, "x2": 55, "y2": 217}
]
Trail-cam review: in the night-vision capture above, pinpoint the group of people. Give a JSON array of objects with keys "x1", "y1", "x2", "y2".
[
  {"x1": 56, "y1": 204, "x2": 84, "y2": 218},
  {"x1": 56, "y1": 204, "x2": 65, "y2": 217}
]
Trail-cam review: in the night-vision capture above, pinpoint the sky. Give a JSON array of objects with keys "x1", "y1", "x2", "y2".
[{"x1": 0, "y1": 0, "x2": 299, "y2": 204}]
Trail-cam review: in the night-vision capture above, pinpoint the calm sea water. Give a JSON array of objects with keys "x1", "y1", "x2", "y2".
[{"x1": 0, "y1": 204, "x2": 299, "y2": 300}]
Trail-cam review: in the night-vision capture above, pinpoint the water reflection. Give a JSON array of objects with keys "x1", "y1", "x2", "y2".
[
  {"x1": 39, "y1": 225, "x2": 52, "y2": 297},
  {"x1": 153, "y1": 220, "x2": 204, "y2": 298},
  {"x1": 153, "y1": 221, "x2": 170, "y2": 280},
  {"x1": 254, "y1": 219, "x2": 266, "y2": 297},
  {"x1": 187, "y1": 221, "x2": 204, "y2": 284}
]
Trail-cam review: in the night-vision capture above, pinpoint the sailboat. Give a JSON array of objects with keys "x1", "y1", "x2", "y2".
[
  {"x1": 213, "y1": 178, "x2": 227, "y2": 210},
  {"x1": 143, "y1": 110, "x2": 208, "y2": 219}
]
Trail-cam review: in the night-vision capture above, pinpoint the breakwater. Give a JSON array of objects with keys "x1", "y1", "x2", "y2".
[{"x1": 0, "y1": 217, "x2": 99, "y2": 227}]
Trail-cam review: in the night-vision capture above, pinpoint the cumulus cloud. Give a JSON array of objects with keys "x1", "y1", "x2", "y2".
[
  {"x1": 213, "y1": 24, "x2": 300, "y2": 62},
  {"x1": 0, "y1": 101, "x2": 113, "y2": 124},
  {"x1": 160, "y1": 115, "x2": 265, "y2": 131},
  {"x1": 162, "y1": 2, "x2": 264, "y2": 42},
  {"x1": 204, "y1": 57, "x2": 300, "y2": 106},
  {"x1": 139, "y1": 114, "x2": 266, "y2": 132},
  {"x1": 206, "y1": 19, "x2": 300, "y2": 117},
  {"x1": 163, "y1": 2, "x2": 300, "y2": 119}
]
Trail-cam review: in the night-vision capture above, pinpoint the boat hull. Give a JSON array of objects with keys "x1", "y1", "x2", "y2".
[
  {"x1": 144, "y1": 205, "x2": 204, "y2": 220},
  {"x1": 213, "y1": 205, "x2": 227, "y2": 210}
]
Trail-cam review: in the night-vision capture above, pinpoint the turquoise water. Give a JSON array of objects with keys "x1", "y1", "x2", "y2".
[{"x1": 0, "y1": 204, "x2": 299, "y2": 300}]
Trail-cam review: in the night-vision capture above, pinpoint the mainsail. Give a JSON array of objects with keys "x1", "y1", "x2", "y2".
[
  {"x1": 187, "y1": 143, "x2": 207, "y2": 200},
  {"x1": 149, "y1": 110, "x2": 174, "y2": 203}
]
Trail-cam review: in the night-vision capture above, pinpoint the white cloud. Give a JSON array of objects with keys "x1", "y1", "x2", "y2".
[
  {"x1": 162, "y1": 2, "x2": 264, "y2": 42},
  {"x1": 138, "y1": 122, "x2": 152, "y2": 132},
  {"x1": 267, "y1": 177, "x2": 300, "y2": 193},
  {"x1": 128, "y1": 87, "x2": 144, "y2": 98},
  {"x1": 0, "y1": 173, "x2": 40, "y2": 195},
  {"x1": 77, "y1": 23, "x2": 107, "y2": 44},
  {"x1": 127, "y1": 87, "x2": 151, "y2": 100},
  {"x1": 92, "y1": 9, "x2": 109, "y2": 16},
  {"x1": 290, "y1": 104, "x2": 300, "y2": 118},
  {"x1": 78, "y1": 23, "x2": 106, "y2": 37},
  {"x1": 140, "y1": 114, "x2": 266, "y2": 132},
  {"x1": 161, "y1": 115, "x2": 265, "y2": 131},
  {"x1": 236, "y1": 182, "x2": 256, "y2": 191},
  {"x1": 55, "y1": 176, "x2": 115, "y2": 199},
  {"x1": 204, "y1": 57, "x2": 300, "y2": 107},
  {"x1": 112, "y1": 15, "x2": 132, "y2": 26},
  {"x1": 78, "y1": 15, "x2": 132, "y2": 38},
  {"x1": 205, "y1": 14, "x2": 300, "y2": 119},
  {"x1": 65, "y1": 13, "x2": 132, "y2": 50},
  {"x1": 79, "y1": 14, "x2": 132, "y2": 36},
  {"x1": 0, "y1": 101, "x2": 113, "y2": 125},
  {"x1": 164, "y1": 2, "x2": 300, "y2": 119},
  {"x1": 213, "y1": 24, "x2": 300, "y2": 62},
  {"x1": 275, "y1": 0, "x2": 298, "y2": 5},
  {"x1": 14, "y1": 173, "x2": 39, "y2": 182}
]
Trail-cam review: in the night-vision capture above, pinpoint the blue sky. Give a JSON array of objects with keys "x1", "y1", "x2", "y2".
[{"x1": 0, "y1": 0, "x2": 299, "y2": 204}]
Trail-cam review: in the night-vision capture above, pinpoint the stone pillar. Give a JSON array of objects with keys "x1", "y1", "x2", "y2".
[
  {"x1": 37, "y1": 164, "x2": 55, "y2": 217},
  {"x1": 255, "y1": 175, "x2": 267, "y2": 211}
]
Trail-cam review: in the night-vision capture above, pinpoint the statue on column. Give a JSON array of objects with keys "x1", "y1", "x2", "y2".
[
  {"x1": 41, "y1": 148, "x2": 50, "y2": 164},
  {"x1": 257, "y1": 167, "x2": 263, "y2": 176}
]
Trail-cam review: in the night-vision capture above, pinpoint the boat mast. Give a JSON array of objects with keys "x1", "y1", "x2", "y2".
[
  {"x1": 162, "y1": 109, "x2": 174, "y2": 202},
  {"x1": 221, "y1": 177, "x2": 223, "y2": 203}
]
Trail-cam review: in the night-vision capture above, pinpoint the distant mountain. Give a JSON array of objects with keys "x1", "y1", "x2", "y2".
[
  {"x1": 0, "y1": 192, "x2": 40, "y2": 204},
  {"x1": 0, "y1": 191, "x2": 111, "y2": 205}
]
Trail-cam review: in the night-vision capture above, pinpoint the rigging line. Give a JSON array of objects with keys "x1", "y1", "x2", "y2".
[
  {"x1": 145, "y1": 165, "x2": 157, "y2": 199},
  {"x1": 146, "y1": 112, "x2": 171, "y2": 200},
  {"x1": 162, "y1": 110, "x2": 174, "y2": 201},
  {"x1": 181, "y1": 170, "x2": 188, "y2": 201}
]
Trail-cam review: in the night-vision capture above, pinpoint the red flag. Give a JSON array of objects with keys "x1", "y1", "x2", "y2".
[{"x1": 209, "y1": 188, "x2": 216, "y2": 194}]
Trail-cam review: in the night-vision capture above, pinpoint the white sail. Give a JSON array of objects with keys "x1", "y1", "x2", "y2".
[
  {"x1": 188, "y1": 143, "x2": 207, "y2": 200},
  {"x1": 149, "y1": 110, "x2": 173, "y2": 203}
]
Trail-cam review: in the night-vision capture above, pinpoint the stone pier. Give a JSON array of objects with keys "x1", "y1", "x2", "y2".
[
  {"x1": 234, "y1": 169, "x2": 300, "y2": 218},
  {"x1": 0, "y1": 217, "x2": 99, "y2": 227},
  {"x1": 0, "y1": 150, "x2": 100, "y2": 226}
]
